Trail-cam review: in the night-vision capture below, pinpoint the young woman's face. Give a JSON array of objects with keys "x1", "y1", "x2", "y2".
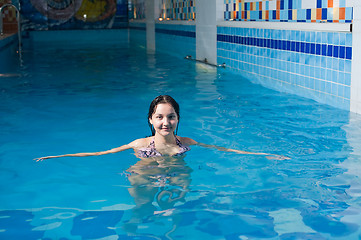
[{"x1": 149, "y1": 103, "x2": 179, "y2": 137}]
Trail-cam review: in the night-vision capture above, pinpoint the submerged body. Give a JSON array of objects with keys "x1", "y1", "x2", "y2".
[{"x1": 137, "y1": 137, "x2": 190, "y2": 158}]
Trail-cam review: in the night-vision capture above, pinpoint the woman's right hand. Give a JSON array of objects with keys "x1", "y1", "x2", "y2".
[{"x1": 34, "y1": 156, "x2": 54, "y2": 162}]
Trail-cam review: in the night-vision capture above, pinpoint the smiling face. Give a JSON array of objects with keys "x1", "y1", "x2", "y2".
[{"x1": 149, "y1": 103, "x2": 179, "y2": 137}]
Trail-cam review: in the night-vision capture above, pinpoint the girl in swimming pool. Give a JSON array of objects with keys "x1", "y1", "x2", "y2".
[{"x1": 34, "y1": 95, "x2": 289, "y2": 161}]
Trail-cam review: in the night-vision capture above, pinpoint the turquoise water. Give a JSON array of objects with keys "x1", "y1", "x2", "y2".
[{"x1": 1, "y1": 30, "x2": 361, "y2": 239}]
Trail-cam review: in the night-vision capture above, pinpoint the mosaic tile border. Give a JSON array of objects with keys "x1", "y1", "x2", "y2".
[
  {"x1": 159, "y1": 0, "x2": 196, "y2": 21},
  {"x1": 217, "y1": 27, "x2": 352, "y2": 60},
  {"x1": 224, "y1": 0, "x2": 353, "y2": 23},
  {"x1": 155, "y1": 24, "x2": 196, "y2": 38},
  {"x1": 217, "y1": 33, "x2": 352, "y2": 60},
  {"x1": 155, "y1": 29, "x2": 196, "y2": 38},
  {"x1": 129, "y1": 0, "x2": 146, "y2": 20}
]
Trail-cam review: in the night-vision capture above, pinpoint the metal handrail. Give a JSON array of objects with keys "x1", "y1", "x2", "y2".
[{"x1": 0, "y1": 4, "x2": 22, "y2": 59}]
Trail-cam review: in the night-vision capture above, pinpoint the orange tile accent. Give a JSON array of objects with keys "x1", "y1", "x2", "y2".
[
  {"x1": 250, "y1": 2, "x2": 253, "y2": 10},
  {"x1": 311, "y1": 20, "x2": 316, "y2": 23},
  {"x1": 339, "y1": 7, "x2": 345, "y2": 20},
  {"x1": 276, "y1": 10, "x2": 280, "y2": 20},
  {"x1": 265, "y1": 10, "x2": 269, "y2": 20},
  {"x1": 334, "y1": 7, "x2": 339, "y2": 20},
  {"x1": 328, "y1": 0, "x2": 333, "y2": 8},
  {"x1": 317, "y1": 8, "x2": 322, "y2": 20},
  {"x1": 233, "y1": 11, "x2": 237, "y2": 19},
  {"x1": 242, "y1": 11, "x2": 245, "y2": 19},
  {"x1": 277, "y1": 0, "x2": 280, "y2": 10},
  {"x1": 259, "y1": 2, "x2": 262, "y2": 11},
  {"x1": 333, "y1": 20, "x2": 339, "y2": 23}
]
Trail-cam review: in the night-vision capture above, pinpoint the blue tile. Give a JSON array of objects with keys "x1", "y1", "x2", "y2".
[
  {"x1": 325, "y1": 81, "x2": 332, "y2": 94},
  {"x1": 333, "y1": 33, "x2": 340, "y2": 45},
  {"x1": 320, "y1": 80, "x2": 326, "y2": 92},
  {"x1": 331, "y1": 83, "x2": 338, "y2": 96},
  {"x1": 339, "y1": 46, "x2": 346, "y2": 59},
  {"x1": 346, "y1": 7, "x2": 353, "y2": 21},
  {"x1": 316, "y1": 32, "x2": 322, "y2": 43},
  {"x1": 345, "y1": 73, "x2": 351, "y2": 86},
  {"x1": 346, "y1": 33, "x2": 352, "y2": 47},
  {"x1": 327, "y1": 45, "x2": 333, "y2": 57},
  {"x1": 301, "y1": 42, "x2": 306, "y2": 53},
  {"x1": 345, "y1": 60, "x2": 352, "y2": 73},
  {"x1": 316, "y1": 44, "x2": 321, "y2": 55},
  {"x1": 321, "y1": 44, "x2": 327, "y2": 56},
  {"x1": 305, "y1": 43, "x2": 311, "y2": 53},
  {"x1": 305, "y1": 31, "x2": 311, "y2": 42},
  {"x1": 327, "y1": 32, "x2": 334, "y2": 44},
  {"x1": 339, "y1": 59, "x2": 345, "y2": 72},
  {"x1": 333, "y1": 46, "x2": 339, "y2": 58},
  {"x1": 337, "y1": 85, "x2": 344, "y2": 97},
  {"x1": 339, "y1": 33, "x2": 346, "y2": 46},
  {"x1": 295, "y1": 30, "x2": 300, "y2": 40},
  {"x1": 338, "y1": 72, "x2": 345, "y2": 84},
  {"x1": 321, "y1": 32, "x2": 328, "y2": 44},
  {"x1": 322, "y1": 8, "x2": 327, "y2": 20},
  {"x1": 291, "y1": 41, "x2": 296, "y2": 51},
  {"x1": 326, "y1": 57, "x2": 333, "y2": 69},
  {"x1": 346, "y1": 47, "x2": 352, "y2": 60},
  {"x1": 310, "y1": 43, "x2": 316, "y2": 54},
  {"x1": 332, "y1": 70, "x2": 339, "y2": 83},
  {"x1": 300, "y1": 31, "x2": 306, "y2": 41},
  {"x1": 344, "y1": 86, "x2": 350, "y2": 99}
]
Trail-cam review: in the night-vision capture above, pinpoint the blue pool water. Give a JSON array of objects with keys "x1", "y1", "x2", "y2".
[{"x1": 1, "y1": 30, "x2": 361, "y2": 239}]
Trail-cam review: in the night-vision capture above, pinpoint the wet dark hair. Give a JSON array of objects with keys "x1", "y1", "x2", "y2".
[{"x1": 148, "y1": 95, "x2": 180, "y2": 136}]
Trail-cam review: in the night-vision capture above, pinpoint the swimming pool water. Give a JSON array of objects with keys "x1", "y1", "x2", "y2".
[{"x1": 1, "y1": 30, "x2": 361, "y2": 239}]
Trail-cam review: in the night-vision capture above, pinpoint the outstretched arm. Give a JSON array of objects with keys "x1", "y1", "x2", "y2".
[
  {"x1": 34, "y1": 144, "x2": 132, "y2": 162},
  {"x1": 188, "y1": 139, "x2": 290, "y2": 160}
]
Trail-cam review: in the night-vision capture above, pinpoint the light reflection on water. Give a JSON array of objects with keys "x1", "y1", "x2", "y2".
[{"x1": 1, "y1": 31, "x2": 361, "y2": 239}]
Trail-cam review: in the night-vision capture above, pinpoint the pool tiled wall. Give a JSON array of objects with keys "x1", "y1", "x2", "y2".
[
  {"x1": 129, "y1": 21, "x2": 147, "y2": 48},
  {"x1": 224, "y1": 0, "x2": 353, "y2": 23},
  {"x1": 0, "y1": 34, "x2": 19, "y2": 73},
  {"x1": 217, "y1": 27, "x2": 352, "y2": 109},
  {"x1": 155, "y1": 23, "x2": 196, "y2": 58}
]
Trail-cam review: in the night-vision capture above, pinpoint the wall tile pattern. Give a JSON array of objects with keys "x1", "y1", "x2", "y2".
[
  {"x1": 224, "y1": 0, "x2": 353, "y2": 23},
  {"x1": 159, "y1": 0, "x2": 196, "y2": 20},
  {"x1": 217, "y1": 26, "x2": 352, "y2": 109},
  {"x1": 129, "y1": 0, "x2": 146, "y2": 19}
]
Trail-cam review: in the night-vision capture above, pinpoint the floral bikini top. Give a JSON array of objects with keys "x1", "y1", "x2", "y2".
[{"x1": 137, "y1": 137, "x2": 190, "y2": 158}]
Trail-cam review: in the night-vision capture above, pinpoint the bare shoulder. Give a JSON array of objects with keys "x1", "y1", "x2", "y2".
[
  {"x1": 128, "y1": 137, "x2": 152, "y2": 149},
  {"x1": 177, "y1": 136, "x2": 198, "y2": 146}
]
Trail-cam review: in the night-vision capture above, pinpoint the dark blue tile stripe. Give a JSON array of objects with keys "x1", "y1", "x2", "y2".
[
  {"x1": 129, "y1": 26, "x2": 146, "y2": 31},
  {"x1": 156, "y1": 28, "x2": 196, "y2": 38},
  {"x1": 217, "y1": 34, "x2": 352, "y2": 60}
]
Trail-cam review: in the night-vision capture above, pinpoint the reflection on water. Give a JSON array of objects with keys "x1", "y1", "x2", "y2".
[{"x1": 123, "y1": 156, "x2": 192, "y2": 235}]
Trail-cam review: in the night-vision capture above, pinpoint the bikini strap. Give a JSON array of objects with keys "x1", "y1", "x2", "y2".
[{"x1": 175, "y1": 137, "x2": 182, "y2": 146}]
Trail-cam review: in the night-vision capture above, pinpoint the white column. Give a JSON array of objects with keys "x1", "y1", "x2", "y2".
[
  {"x1": 196, "y1": 0, "x2": 223, "y2": 65},
  {"x1": 350, "y1": 1, "x2": 361, "y2": 114},
  {"x1": 145, "y1": 0, "x2": 159, "y2": 52}
]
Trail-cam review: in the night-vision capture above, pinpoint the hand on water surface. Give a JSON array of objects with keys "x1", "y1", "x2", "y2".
[{"x1": 34, "y1": 156, "x2": 53, "y2": 162}]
